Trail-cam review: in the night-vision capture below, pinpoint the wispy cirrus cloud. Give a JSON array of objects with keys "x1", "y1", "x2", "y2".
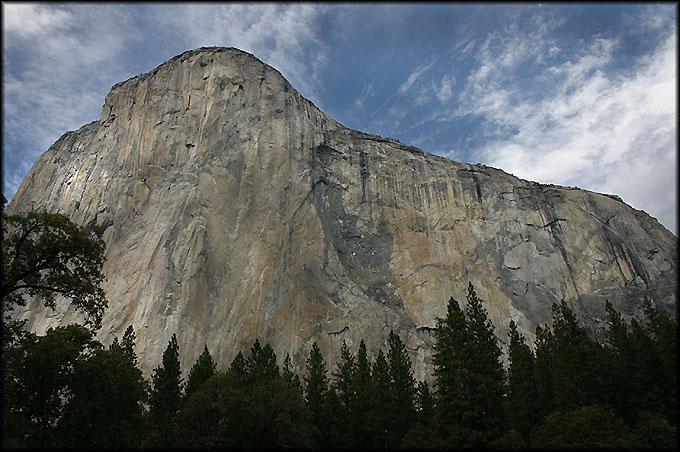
[
  {"x1": 457, "y1": 9, "x2": 677, "y2": 232},
  {"x1": 398, "y1": 60, "x2": 435, "y2": 94},
  {"x1": 2, "y1": 3, "x2": 140, "y2": 199}
]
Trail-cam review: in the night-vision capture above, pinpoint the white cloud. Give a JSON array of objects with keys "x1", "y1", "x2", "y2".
[
  {"x1": 437, "y1": 74, "x2": 455, "y2": 103},
  {"x1": 355, "y1": 79, "x2": 376, "y2": 110},
  {"x1": 398, "y1": 60, "x2": 435, "y2": 94},
  {"x1": 2, "y1": 4, "x2": 138, "y2": 199},
  {"x1": 459, "y1": 14, "x2": 677, "y2": 233},
  {"x1": 2, "y1": 3, "x2": 72, "y2": 37}
]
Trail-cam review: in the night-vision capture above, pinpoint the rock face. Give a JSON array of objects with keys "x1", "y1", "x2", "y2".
[{"x1": 8, "y1": 47, "x2": 677, "y2": 380}]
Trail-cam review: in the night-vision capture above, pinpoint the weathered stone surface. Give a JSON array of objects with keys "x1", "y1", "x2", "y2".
[{"x1": 8, "y1": 47, "x2": 677, "y2": 381}]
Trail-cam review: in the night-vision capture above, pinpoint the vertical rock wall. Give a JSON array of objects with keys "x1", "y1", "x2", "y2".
[{"x1": 8, "y1": 47, "x2": 677, "y2": 380}]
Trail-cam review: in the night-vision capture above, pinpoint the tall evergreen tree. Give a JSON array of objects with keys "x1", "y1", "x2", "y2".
[
  {"x1": 606, "y1": 300, "x2": 678, "y2": 428},
  {"x1": 371, "y1": 348, "x2": 392, "y2": 449},
  {"x1": 461, "y1": 282, "x2": 505, "y2": 445},
  {"x1": 505, "y1": 319, "x2": 538, "y2": 440},
  {"x1": 246, "y1": 339, "x2": 279, "y2": 384},
  {"x1": 229, "y1": 350, "x2": 248, "y2": 386},
  {"x1": 641, "y1": 299, "x2": 677, "y2": 422},
  {"x1": 282, "y1": 352, "x2": 303, "y2": 394},
  {"x1": 121, "y1": 325, "x2": 137, "y2": 364},
  {"x1": 330, "y1": 340, "x2": 356, "y2": 445},
  {"x1": 148, "y1": 334, "x2": 183, "y2": 447},
  {"x1": 332, "y1": 340, "x2": 356, "y2": 413},
  {"x1": 432, "y1": 283, "x2": 505, "y2": 447},
  {"x1": 605, "y1": 301, "x2": 639, "y2": 424},
  {"x1": 432, "y1": 294, "x2": 469, "y2": 446},
  {"x1": 353, "y1": 339, "x2": 376, "y2": 447},
  {"x1": 304, "y1": 341, "x2": 328, "y2": 444},
  {"x1": 386, "y1": 330, "x2": 417, "y2": 448},
  {"x1": 184, "y1": 345, "x2": 216, "y2": 400},
  {"x1": 550, "y1": 300, "x2": 608, "y2": 411},
  {"x1": 533, "y1": 323, "x2": 555, "y2": 420}
]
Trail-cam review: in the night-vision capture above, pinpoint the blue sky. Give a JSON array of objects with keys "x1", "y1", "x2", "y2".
[{"x1": 2, "y1": 2, "x2": 677, "y2": 234}]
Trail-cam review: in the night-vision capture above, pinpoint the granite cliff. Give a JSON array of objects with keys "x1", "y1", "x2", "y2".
[{"x1": 7, "y1": 47, "x2": 677, "y2": 380}]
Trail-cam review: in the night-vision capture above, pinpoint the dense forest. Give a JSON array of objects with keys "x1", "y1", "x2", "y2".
[
  {"x1": 1, "y1": 201, "x2": 677, "y2": 449},
  {"x1": 2, "y1": 283, "x2": 677, "y2": 450}
]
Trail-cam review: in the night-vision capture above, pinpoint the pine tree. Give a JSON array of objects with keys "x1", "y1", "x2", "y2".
[
  {"x1": 641, "y1": 299, "x2": 677, "y2": 422},
  {"x1": 184, "y1": 345, "x2": 216, "y2": 400},
  {"x1": 246, "y1": 339, "x2": 279, "y2": 384},
  {"x1": 432, "y1": 283, "x2": 505, "y2": 447},
  {"x1": 506, "y1": 319, "x2": 538, "y2": 440},
  {"x1": 229, "y1": 350, "x2": 248, "y2": 386},
  {"x1": 550, "y1": 300, "x2": 608, "y2": 411},
  {"x1": 386, "y1": 330, "x2": 416, "y2": 447},
  {"x1": 148, "y1": 334, "x2": 183, "y2": 447},
  {"x1": 304, "y1": 341, "x2": 327, "y2": 444},
  {"x1": 331, "y1": 340, "x2": 356, "y2": 412},
  {"x1": 372, "y1": 348, "x2": 392, "y2": 448},
  {"x1": 353, "y1": 339, "x2": 375, "y2": 447},
  {"x1": 282, "y1": 352, "x2": 303, "y2": 394},
  {"x1": 606, "y1": 300, "x2": 678, "y2": 428},
  {"x1": 432, "y1": 294, "x2": 469, "y2": 445},
  {"x1": 533, "y1": 323, "x2": 555, "y2": 420},
  {"x1": 121, "y1": 325, "x2": 137, "y2": 364},
  {"x1": 461, "y1": 282, "x2": 505, "y2": 445}
]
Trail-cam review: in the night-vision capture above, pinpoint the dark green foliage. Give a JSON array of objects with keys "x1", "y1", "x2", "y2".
[
  {"x1": 282, "y1": 352, "x2": 303, "y2": 393},
  {"x1": 1, "y1": 264, "x2": 676, "y2": 450},
  {"x1": 431, "y1": 283, "x2": 505, "y2": 448},
  {"x1": 641, "y1": 299, "x2": 677, "y2": 421},
  {"x1": 228, "y1": 349, "x2": 248, "y2": 385},
  {"x1": 371, "y1": 348, "x2": 392, "y2": 448},
  {"x1": 147, "y1": 333, "x2": 183, "y2": 447},
  {"x1": 352, "y1": 339, "x2": 377, "y2": 447},
  {"x1": 246, "y1": 338, "x2": 279, "y2": 384},
  {"x1": 1, "y1": 325, "x2": 99, "y2": 448},
  {"x1": 402, "y1": 381, "x2": 437, "y2": 449},
  {"x1": 505, "y1": 319, "x2": 538, "y2": 439},
  {"x1": 304, "y1": 341, "x2": 328, "y2": 416},
  {"x1": 631, "y1": 411, "x2": 678, "y2": 450},
  {"x1": 56, "y1": 346, "x2": 147, "y2": 448},
  {"x1": 530, "y1": 405, "x2": 635, "y2": 449},
  {"x1": 176, "y1": 367, "x2": 315, "y2": 448},
  {"x1": 304, "y1": 341, "x2": 328, "y2": 445},
  {"x1": 184, "y1": 344, "x2": 216, "y2": 400},
  {"x1": 1, "y1": 209, "x2": 107, "y2": 329},
  {"x1": 330, "y1": 340, "x2": 356, "y2": 444},
  {"x1": 174, "y1": 372, "x2": 248, "y2": 448},
  {"x1": 533, "y1": 323, "x2": 555, "y2": 420},
  {"x1": 1, "y1": 324, "x2": 146, "y2": 449},
  {"x1": 331, "y1": 340, "x2": 356, "y2": 412},
  {"x1": 605, "y1": 299, "x2": 679, "y2": 439},
  {"x1": 121, "y1": 325, "x2": 137, "y2": 363},
  {"x1": 386, "y1": 329, "x2": 417, "y2": 448},
  {"x1": 549, "y1": 300, "x2": 610, "y2": 411}
]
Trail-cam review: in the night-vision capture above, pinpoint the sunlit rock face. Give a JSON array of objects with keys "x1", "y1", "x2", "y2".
[{"x1": 8, "y1": 47, "x2": 677, "y2": 381}]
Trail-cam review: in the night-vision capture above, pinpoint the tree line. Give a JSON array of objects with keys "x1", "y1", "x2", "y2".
[
  {"x1": 2, "y1": 283, "x2": 676, "y2": 449},
  {"x1": 1, "y1": 198, "x2": 677, "y2": 449}
]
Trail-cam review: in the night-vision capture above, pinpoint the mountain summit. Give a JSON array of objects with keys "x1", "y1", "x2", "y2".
[{"x1": 8, "y1": 47, "x2": 677, "y2": 379}]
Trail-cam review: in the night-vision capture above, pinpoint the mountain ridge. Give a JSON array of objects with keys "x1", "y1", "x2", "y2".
[{"x1": 7, "y1": 46, "x2": 677, "y2": 380}]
